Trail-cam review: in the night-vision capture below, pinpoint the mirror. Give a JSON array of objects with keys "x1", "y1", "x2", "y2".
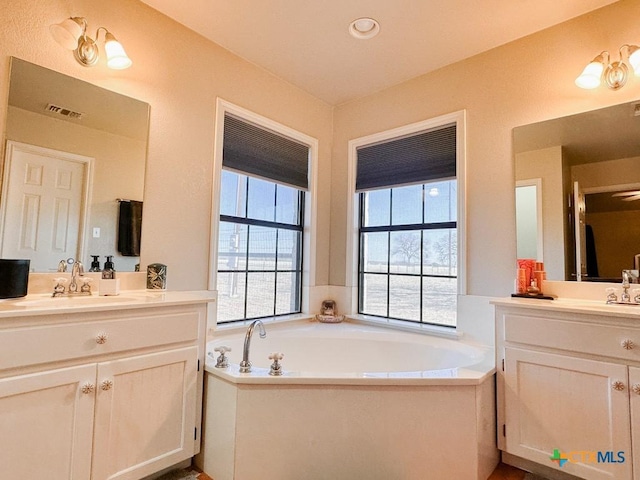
[
  {"x1": 1, "y1": 57, "x2": 149, "y2": 272},
  {"x1": 514, "y1": 100, "x2": 640, "y2": 282}
]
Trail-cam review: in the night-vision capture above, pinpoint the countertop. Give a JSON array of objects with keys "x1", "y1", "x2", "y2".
[
  {"x1": 0, "y1": 290, "x2": 216, "y2": 318},
  {"x1": 491, "y1": 296, "x2": 640, "y2": 319}
]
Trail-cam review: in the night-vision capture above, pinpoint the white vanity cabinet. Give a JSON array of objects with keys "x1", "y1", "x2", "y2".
[
  {"x1": 0, "y1": 296, "x2": 210, "y2": 480},
  {"x1": 495, "y1": 300, "x2": 640, "y2": 480}
]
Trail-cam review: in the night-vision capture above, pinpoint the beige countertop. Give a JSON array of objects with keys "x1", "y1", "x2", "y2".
[{"x1": 0, "y1": 290, "x2": 216, "y2": 318}]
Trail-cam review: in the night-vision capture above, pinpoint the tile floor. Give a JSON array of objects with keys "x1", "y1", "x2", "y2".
[{"x1": 161, "y1": 462, "x2": 530, "y2": 480}]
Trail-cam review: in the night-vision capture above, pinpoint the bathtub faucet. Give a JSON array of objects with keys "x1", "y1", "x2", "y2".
[{"x1": 239, "y1": 320, "x2": 266, "y2": 373}]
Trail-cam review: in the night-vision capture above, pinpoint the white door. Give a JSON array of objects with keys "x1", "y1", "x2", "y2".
[
  {"x1": 504, "y1": 347, "x2": 632, "y2": 480},
  {"x1": 0, "y1": 364, "x2": 96, "y2": 479},
  {"x1": 91, "y1": 346, "x2": 198, "y2": 480},
  {"x1": 0, "y1": 141, "x2": 92, "y2": 271},
  {"x1": 574, "y1": 180, "x2": 587, "y2": 281}
]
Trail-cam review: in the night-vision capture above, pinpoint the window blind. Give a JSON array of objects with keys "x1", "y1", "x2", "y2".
[
  {"x1": 223, "y1": 114, "x2": 310, "y2": 190},
  {"x1": 356, "y1": 124, "x2": 456, "y2": 191}
]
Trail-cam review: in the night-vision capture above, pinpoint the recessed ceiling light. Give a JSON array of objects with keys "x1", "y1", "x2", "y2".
[{"x1": 349, "y1": 17, "x2": 380, "y2": 40}]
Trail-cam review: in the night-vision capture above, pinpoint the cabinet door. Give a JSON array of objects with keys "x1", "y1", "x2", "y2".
[
  {"x1": 504, "y1": 347, "x2": 632, "y2": 480},
  {"x1": 630, "y1": 366, "x2": 640, "y2": 480},
  {"x1": 0, "y1": 364, "x2": 96, "y2": 479},
  {"x1": 91, "y1": 346, "x2": 198, "y2": 480}
]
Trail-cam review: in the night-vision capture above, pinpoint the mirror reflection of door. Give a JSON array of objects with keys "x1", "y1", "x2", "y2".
[
  {"x1": 0, "y1": 141, "x2": 92, "y2": 271},
  {"x1": 573, "y1": 180, "x2": 587, "y2": 281},
  {"x1": 515, "y1": 179, "x2": 543, "y2": 261}
]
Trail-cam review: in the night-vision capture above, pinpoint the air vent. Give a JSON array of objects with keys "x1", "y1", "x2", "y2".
[{"x1": 45, "y1": 103, "x2": 84, "y2": 120}]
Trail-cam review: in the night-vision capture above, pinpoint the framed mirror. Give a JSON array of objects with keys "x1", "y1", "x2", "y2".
[
  {"x1": 514, "y1": 100, "x2": 640, "y2": 282},
  {"x1": 1, "y1": 57, "x2": 150, "y2": 272}
]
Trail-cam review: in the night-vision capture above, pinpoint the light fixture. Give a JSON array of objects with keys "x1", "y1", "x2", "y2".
[
  {"x1": 349, "y1": 17, "x2": 380, "y2": 40},
  {"x1": 49, "y1": 17, "x2": 132, "y2": 69},
  {"x1": 576, "y1": 44, "x2": 640, "y2": 90}
]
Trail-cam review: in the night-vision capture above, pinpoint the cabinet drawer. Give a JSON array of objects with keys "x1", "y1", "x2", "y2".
[
  {"x1": 504, "y1": 313, "x2": 640, "y2": 361},
  {"x1": 0, "y1": 309, "x2": 201, "y2": 371}
]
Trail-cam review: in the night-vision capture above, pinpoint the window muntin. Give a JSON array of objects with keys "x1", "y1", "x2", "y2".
[
  {"x1": 217, "y1": 171, "x2": 303, "y2": 323},
  {"x1": 358, "y1": 179, "x2": 457, "y2": 327}
]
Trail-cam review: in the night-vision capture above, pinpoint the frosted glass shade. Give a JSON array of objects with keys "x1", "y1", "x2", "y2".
[
  {"x1": 575, "y1": 61, "x2": 604, "y2": 89},
  {"x1": 628, "y1": 46, "x2": 640, "y2": 76},
  {"x1": 104, "y1": 32, "x2": 132, "y2": 69},
  {"x1": 49, "y1": 17, "x2": 84, "y2": 50}
]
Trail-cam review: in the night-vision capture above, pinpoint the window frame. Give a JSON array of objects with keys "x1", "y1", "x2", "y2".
[
  {"x1": 209, "y1": 99, "x2": 319, "y2": 325},
  {"x1": 357, "y1": 181, "x2": 458, "y2": 326},
  {"x1": 217, "y1": 175, "x2": 305, "y2": 323},
  {"x1": 346, "y1": 111, "x2": 466, "y2": 329}
]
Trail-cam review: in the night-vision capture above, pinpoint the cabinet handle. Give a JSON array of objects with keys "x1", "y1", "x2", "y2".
[
  {"x1": 100, "y1": 380, "x2": 113, "y2": 391},
  {"x1": 633, "y1": 384, "x2": 640, "y2": 395},
  {"x1": 95, "y1": 333, "x2": 108, "y2": 344},
  {"x1": 81, "y1": 383, "x2": 95, "y2": 394},
  {"x1": 612, "y1": 381, "x2": 626, "y2": 391},
  {"x1": 621, "y1": 339, "x2": 635, "y2": 350}
]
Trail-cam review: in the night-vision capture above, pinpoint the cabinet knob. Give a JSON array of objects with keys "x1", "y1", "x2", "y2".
[
  {"x1": 612, "y1": 381, "x2": 626, "y2": 391},
  {"x1": 100, "y1": 380, "x2": 113, "y2": 391},
  {"x1": 95, "y1": 333, "x2": 108, "y2": 344},
  {"x1": 81, "y1": 382, "x2": 95, "y2": 394},
  {"x1": 632, "y1": 384, "x2": 640, "y2": 395},
  {"x1": 621, "y1": 339, "x2": 635, "y2": 350}
]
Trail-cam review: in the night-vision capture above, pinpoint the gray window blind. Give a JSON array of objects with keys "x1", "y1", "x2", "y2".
[
  {"x1": 223, "y1": 114, "x2": 310, "y2": 190},
  {"x1": 356, "y1": 124, "x2": 456, "y2": 191}
]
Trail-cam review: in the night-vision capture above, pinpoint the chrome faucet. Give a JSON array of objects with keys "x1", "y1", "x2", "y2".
[
  {"x1": 52, "y1": 259, "x2": 92, "y2": 297},
  {"x1": 239, "y1": 320, "x2": 266, "y2": 373},
  {"x1": 69, "y1": 260, "x2": 84, "y2": 293},
  {"x1": 621, "y1": 270, "x2": 639, "y2": 303}
]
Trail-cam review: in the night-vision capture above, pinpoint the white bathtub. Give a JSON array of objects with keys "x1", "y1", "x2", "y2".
[
  {"x1": 204, "y1": 320, "x2": 494, "y2": 384},
  {"x1": 198, "y1": 320, "x2": 498, "y2": 480}
]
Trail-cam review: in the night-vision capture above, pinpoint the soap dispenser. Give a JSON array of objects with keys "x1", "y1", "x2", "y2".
[
  {"x1": 103, "y1": 256, "x2": 115, "y2": 278},
  {"x1": 99, "y1": 255, "x2": 119, "y2": 296},
  {"x1": 89, "y1": 255, "x2": 101, "y2": 272}
]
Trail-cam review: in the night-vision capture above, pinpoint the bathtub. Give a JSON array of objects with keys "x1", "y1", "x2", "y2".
[{"x1": 197, "y1": 320, "x2": 498, "y2": 480}]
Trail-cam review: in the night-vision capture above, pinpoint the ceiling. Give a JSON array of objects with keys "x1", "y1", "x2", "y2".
[{"x1": 139, "y1": 0, "x2": 618, "y2": 105}]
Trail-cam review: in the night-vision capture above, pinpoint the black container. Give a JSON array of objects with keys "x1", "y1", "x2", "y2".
[{"x1": 0, "y1": 259, "x2": 30, "y2": 299}]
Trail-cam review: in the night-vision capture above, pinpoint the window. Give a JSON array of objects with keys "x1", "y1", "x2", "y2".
[
  {"x1": 354, "y1": 119, "x2": 462, "y2": 327},
  {"x1": 215, "y1": 110, "x2": 310, "y2": 323}
]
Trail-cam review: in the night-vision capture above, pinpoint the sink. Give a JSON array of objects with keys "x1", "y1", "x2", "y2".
[{"x1": 6, "y1": 293, "x2": 153, "y2": 308}]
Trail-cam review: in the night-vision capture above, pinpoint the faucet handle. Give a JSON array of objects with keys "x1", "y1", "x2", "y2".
[
  {"x1": 606, "y1": 287, "x2": 618, "y2": 304},
  {"x1": 632, "y1": 288, "x2": 640, "y2": 304},
  {"x1": 269, "y1": 352, "x2": 284, "y2": 376},
  {"x1": 213, "y1": 345, "x2": 232, "y2": 368}
]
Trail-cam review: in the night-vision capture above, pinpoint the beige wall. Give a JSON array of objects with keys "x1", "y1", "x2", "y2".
[
  {"x1": 516, "y1": 146, "x2": 565, "y2": 281},
  {"x1": 0, "y1": 0, "x2": 333, "y2": 290},
  {"x1": 331, "y1": 0, "x2": 640, "y2": 297}
]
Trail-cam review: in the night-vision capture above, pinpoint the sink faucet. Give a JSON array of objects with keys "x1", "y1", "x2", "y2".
[
  {"x1": 53, "y1": 259, "x2": 92, "y2": 297},
  {"x1": 239, "y1": 320, "x2": 266, "y2": 373},
  {"x1": 68, "y1": 260, "x2": 84, "y2": 293},
  {"x1": 621, "y1": 270, "x2": 639, "y2": 303}
]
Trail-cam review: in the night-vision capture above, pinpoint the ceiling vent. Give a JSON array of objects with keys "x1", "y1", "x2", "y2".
[{"x1": 45, "y1": 103, "x2": 84, "y2": 120}]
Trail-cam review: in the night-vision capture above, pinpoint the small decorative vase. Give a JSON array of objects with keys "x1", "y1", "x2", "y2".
[{"x1": 146, "y1": 263, "x2": 167, "y2": 290}]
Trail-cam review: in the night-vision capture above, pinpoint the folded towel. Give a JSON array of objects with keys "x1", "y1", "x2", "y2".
[{"x1": 117, "y1": 200, "x2": 143, "y2": 256}]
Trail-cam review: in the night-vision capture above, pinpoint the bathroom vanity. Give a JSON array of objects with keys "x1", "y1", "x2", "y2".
[
  {"x1": 0, "y1": 290, "x2": 215, "y2": 480},
  {"x1": 494, "y1": 298, "x2": 640, "y2": 480}
]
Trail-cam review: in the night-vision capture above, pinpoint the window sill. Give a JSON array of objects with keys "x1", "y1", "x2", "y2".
[
  {"x1": 214, "y1": 313, "x2": 314, "y2": 333},
  {"x1": 345, "y1": 314, "x2": 462, "y2": 340}
]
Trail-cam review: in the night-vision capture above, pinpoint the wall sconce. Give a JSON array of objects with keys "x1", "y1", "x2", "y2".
[
  {"x1": 576, "y1": 44, "x2": 640, "y2": 90},
  {"x1": 49, "y1": 17, "x2": 132, "y2": 70}
]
